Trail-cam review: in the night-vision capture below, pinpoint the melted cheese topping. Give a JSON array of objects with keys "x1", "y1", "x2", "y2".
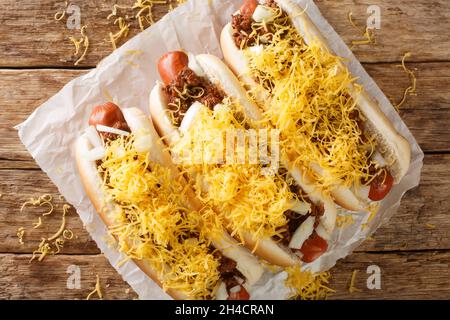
[
  {"x1": 98, "y1": 135, "x2": 221, "y2": 299},
  {"x1": 285, "y1": 266, "x2": 335, "y2": 300},
  {"x1": 245, "y1": 7, "x2": 378, "y2": 190},
  {"x1": 172, "y1": 103, "x2": 301, "y2": 243}
]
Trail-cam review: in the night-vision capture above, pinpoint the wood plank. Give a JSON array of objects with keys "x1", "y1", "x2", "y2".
[
  {"x1": 0, "y1": 253, "x2": 134, "y2": 300},
  {"x1": 329, "y1": 250, "x2": 450, "y2": 299},
  {"x1": 1, "y1": 62, "x2": 449, "y2": 165},
  {"x1": 1, "y1": 251, "x2": 449, "y2": 299},
  {"x1": 0, "y1": 169, "x2": 99, "y2": 254},
  {"x1": 0, "y1": 69, "x2": 87, "y2": 162},
  {"x1": 316, "y1": 0, "x2": 450, "y2": 63},
  {"x1": 1, "y1": 154, "x2": 449, "y2": 254},
  {"x1": 0, "y1": 0, "x2": 449, "y2": 67},
  {"x1": 0, "y1": 0, "x2": 172, "y2": 68}
]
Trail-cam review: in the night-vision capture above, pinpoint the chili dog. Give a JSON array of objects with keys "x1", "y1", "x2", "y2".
[
  {"x1": 220, "y1": 0, "x2": 411, "y2": 211},
  {"x1": 149, "y1": 51, "x2": 337, "y2": 266},
  {"x1": 76, "y1": 103, "x2": 264, "y2": 300}
]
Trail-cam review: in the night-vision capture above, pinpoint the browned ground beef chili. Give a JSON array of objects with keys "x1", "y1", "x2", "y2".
[
  {"x1": 213, "y1": 250, "x2": 246, "y2": 292},
  {"x1": 274, "y1": 203, "x2": 324, "y2": 247},
  {"x1": 231, "y1": 0, "x2": 289, "y2": 48},
  {"x1": 163, "y1": 67, "x2": 225, "y2": 126}
]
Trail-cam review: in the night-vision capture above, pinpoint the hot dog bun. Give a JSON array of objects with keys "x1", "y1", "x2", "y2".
[
  {"x1": 150, "y1": 53, "x2": 337, "y2": 267},
  {"x1": 220, "y1": 0, "x2": 411, "y2": 211},
  {"x1": 76, "y1": 107, "x2": 264, "y2": 299}
]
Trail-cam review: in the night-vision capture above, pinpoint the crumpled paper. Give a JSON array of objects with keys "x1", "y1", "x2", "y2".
[{"x1": 16, "y1": 0, "x2": 423, "y2": 300}]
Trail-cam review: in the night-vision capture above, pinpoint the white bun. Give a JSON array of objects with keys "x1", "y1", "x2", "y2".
[
  {"x1": 75, "y1": 107, "x2": 188, "y2": 300},
  {"x1": 76, "y1": 107, "x2": 263, "y2": 299},
  {"x1": 220, "y1": 0, "x2": 411, "y2": 210}
]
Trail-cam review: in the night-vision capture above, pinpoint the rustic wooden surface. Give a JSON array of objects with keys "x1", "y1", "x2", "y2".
[{"x1": 0, "y1": 0, "x2": 449, "y2": 300}]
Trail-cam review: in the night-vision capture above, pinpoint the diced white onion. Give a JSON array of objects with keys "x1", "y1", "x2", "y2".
[
  {"x1": 215, "y1": 282, "x2": 228, "y2": 300},
  {"x1": 252, "y1": 5, "x2": 276, "y2": 23},
  {"x1": 134, "y1": 134, "x2": 153, "y2": 153},
  {"x1": 85, "y1": 126, "x2": 103, "y2": 148},
  {"x1": 289, "y1": 201, "x2": 311, "y2": 215},
  {"x1": 315, "y1": 224, "x2": 331, "y2": 241},
  {"x1": 179, "y1": 102, "x2": 205, "y2": 133},
  {"x1": 187, "y1": 52, "x2": 205, "y2": 77},
  {"x1": 249, "y1": 44, "x2": 264, "y2": 54},
  {"x1": 353, "y1": 184, "x2": 370, "y2": 201},
  {"x1": 372, "y1": 151, "x2": 387, "y2": 167},
  {"x1": 96, "y1": 124, "x2": 130, "y2": 136},
  {"x1": 235, "y1": 276, "x2": 244, "y2": 285},
  {"x1": 288, "y1": 216, "x2": 315, "y2": 249},
  {"x1": 229, "y1": 285, "x2": 242, "y2": 294},
  {"x1": 85, "y1": 146, "x2": 106, "y2": 161}
]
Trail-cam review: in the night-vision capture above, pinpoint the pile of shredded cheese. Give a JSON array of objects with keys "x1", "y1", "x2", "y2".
[
  {"x1": 245, "y1": 7, "x2": 378, "y2": 190},
  {"x1": 98, "y1": 135, "x2": 222, "y2": 299},
  {"x1": 172, "y1": 104, "x2": 300, "y2": 244},
  {"x1": 285, "y1": 266, "x2": 335, "y2": 300}
]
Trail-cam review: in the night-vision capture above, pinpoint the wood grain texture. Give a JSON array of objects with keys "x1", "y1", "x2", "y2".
[
  {"x1": 1, "y1": 251, "x2": 449, "y2": 299},
  {"x1": 1, "y1": 62, "x2": 449, "y2": 166},
  {"x1": 0, "y1": 0, "x2": 449, "y2": 67},
  {"x1": 1, "y1": 0, "x2": 449, "y2": 301},
  {"x1": 1, "y1": 154, "x2": 449, "y2": 255},
  {"x1": 0, "y1": 169, "x2": 99, "y2": 255}
]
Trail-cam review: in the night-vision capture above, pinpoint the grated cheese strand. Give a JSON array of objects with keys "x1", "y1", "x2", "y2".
[
  {"x1": 394, "y1": 52, "x2": 417, "y2": 110},
  {"x1": 86, "y1": 275, "x2": 103, "y2": 300}
]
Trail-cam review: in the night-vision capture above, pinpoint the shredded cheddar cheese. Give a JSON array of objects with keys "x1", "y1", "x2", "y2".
[
  {"x1": 394, "y1": 52, "x2": 417, "y2": 110},
  {"x1": 245, "y1": 6, "x2": 378, "y2": 190},
  {"x1": 109, "y1": 17, "x2": 130, "y2": 50},
  {"x1": 361, "y1": 203, "x2": 379, "y2": 230},
  {"x1": 32, "y1": 217, "x2": 42, "y2": 229},
  {"x1": 336, "y1": 214, "x2": 355, "y2": 228},
  {"x1": 86, "y1": 275, "x2": 103, "y2": 300},
  {"x1": 17, "y1": 227, "x2": 25, "y2": 245},
  {"x1": 348, "y1": 269, "x2": 361, "y2": 293},
  {"x1": 285, "y1": 266, "x2": 335, "y2": 300},
  {"x1": 47, "y1": 204, "x2": 70, "y2": 241},
  {"x1": 172, "y1": 104, "x2": 302, "y2": 245},
  {"x1": 21, "y1": 194, "x2": 54, "y2": 215},
  {"x1": 70, "y1": 25, "x2": 89, "y2": 66},
  {"x1": 20, "y1": 194, "x2": 75, "y2": 262},
  {"x1": 347, "y1": 11, "x2": 376, "y2": 46},
  {"x1": 98, "y1": 135, "x2": 222, "y2": 299}
]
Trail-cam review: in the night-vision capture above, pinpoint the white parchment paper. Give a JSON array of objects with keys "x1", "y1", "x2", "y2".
[{"x1": 17, "y1": 0, "x2": 423, "y2": 300}]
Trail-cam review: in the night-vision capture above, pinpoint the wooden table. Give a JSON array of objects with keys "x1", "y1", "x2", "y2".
[{"x1": 0, "y1": 0, "x2": 449, "y2": 300}]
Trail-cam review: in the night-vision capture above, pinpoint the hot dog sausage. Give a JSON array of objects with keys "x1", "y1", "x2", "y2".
[
  {"x1": 240, "y1": 0, "x2": 258, "y2": 17},
  {"x1": 299, "y1": 232, "x2": 328, "y2": 263},
  {"x1": 369, "y1": 169, "x2": 394, "y2": 201},
  {"x1": 88, "y1": 102, "x2": 130, "y2": 140},
  {"x1": 158, "y1": 51, "x2": 189, "y2": 85}
]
